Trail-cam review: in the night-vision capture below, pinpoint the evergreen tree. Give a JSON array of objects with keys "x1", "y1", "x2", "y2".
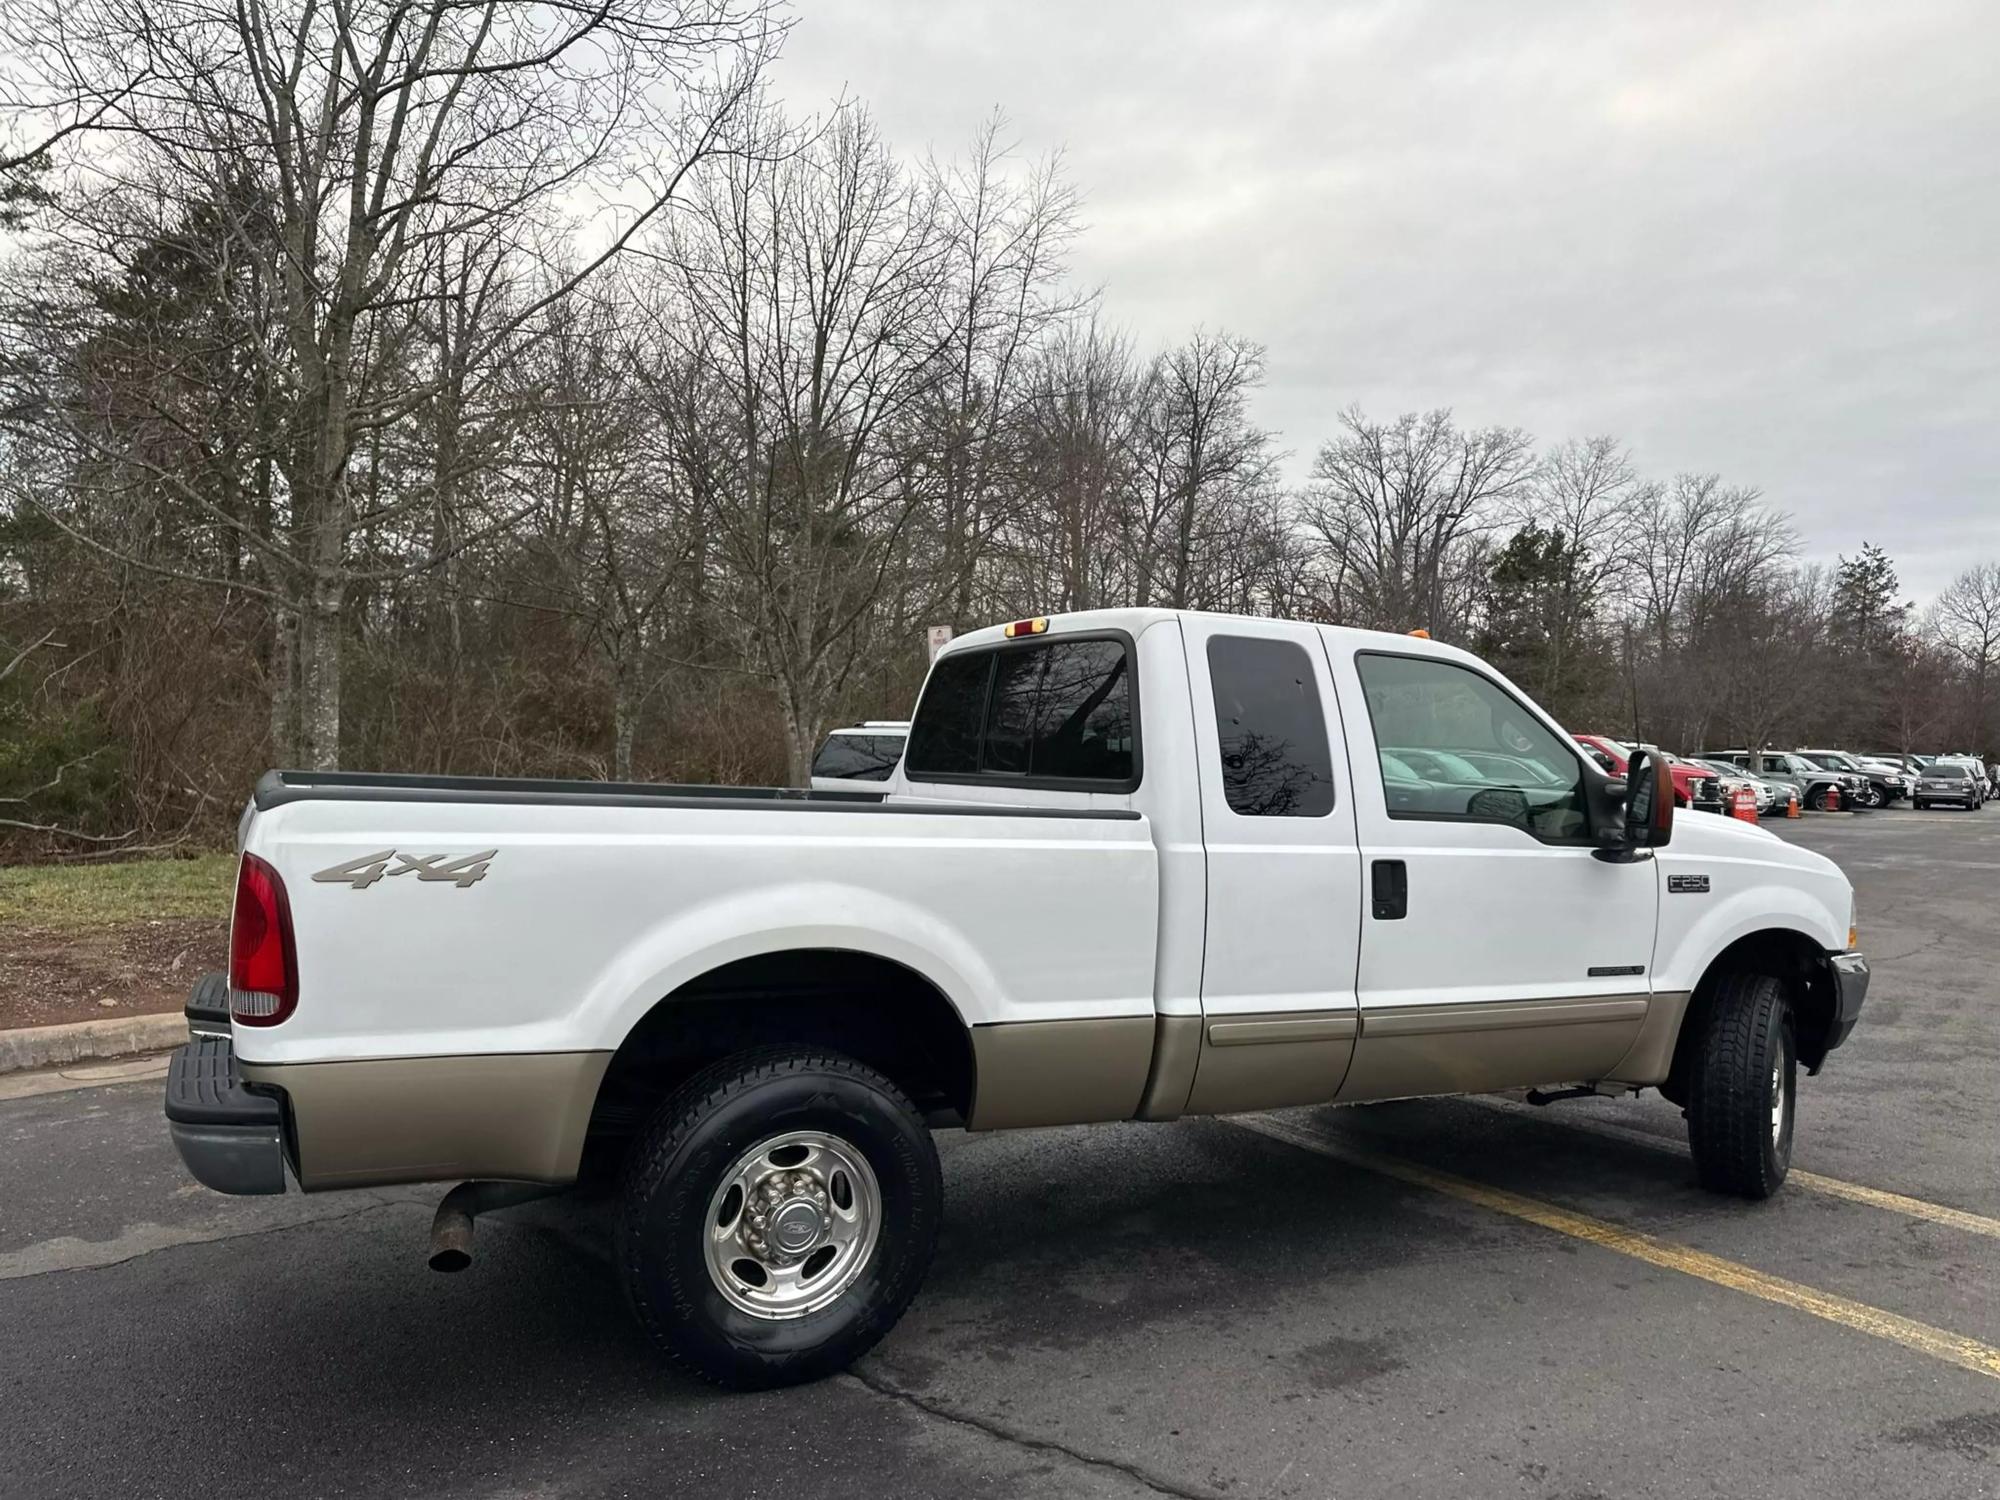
[{"x1": 1474, "y1": 524, "x2": 1608, "y2": 721}]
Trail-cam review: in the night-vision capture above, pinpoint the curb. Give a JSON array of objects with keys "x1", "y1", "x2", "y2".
[{"x1": 0, "y1": 1013, "x2": 187, "y2": 1075}]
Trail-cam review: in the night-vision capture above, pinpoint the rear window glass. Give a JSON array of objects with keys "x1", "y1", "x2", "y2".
[
  {"x1": 904, "y1": 637, "x2": 1136, "y2": 786},
  {"x1": 1926, "y1": 763, "x2": 1968, "y2": 778},
  {"x1": 811, "y1": 734, "x2": 905, "y2": 781},
  {"x1": 1206, "y1": 636, "x2": 1335, "y2": 817},
  {"x1": 903, "y1": 654, "x2": 987, "y2": 775}
]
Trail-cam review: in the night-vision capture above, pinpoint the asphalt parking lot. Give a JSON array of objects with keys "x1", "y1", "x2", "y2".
[{"x1": 3, "y1": 809, "x2": 1996, "y2": 1500}]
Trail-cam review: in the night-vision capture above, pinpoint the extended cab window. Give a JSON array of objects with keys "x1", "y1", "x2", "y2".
[
  {"x1": 1206, "y1": 636, "x2": 1334, "y2": 816},
  {"x1": 1354, "y1": 652, "x2": 1587, "y2": 840},
  {"x1": 905, "y1": 637, "x2": 1136, "y2": 787}
]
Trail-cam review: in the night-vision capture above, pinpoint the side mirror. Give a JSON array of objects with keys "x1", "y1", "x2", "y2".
[{"x1": 1595, "y1": 745, "x2": 1673, "y2": 862}]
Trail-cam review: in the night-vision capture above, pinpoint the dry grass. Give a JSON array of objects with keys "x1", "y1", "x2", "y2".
[{"x1": 0, "y1": 853, "x2": 237, "y2": 931}]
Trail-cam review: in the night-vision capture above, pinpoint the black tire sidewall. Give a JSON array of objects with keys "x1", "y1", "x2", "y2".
[
  {"x1": 1689, "y1": 971, "x2": 1796, "y2": 1198},
  {"x1": 620, "y1": 1057, "x2": 941, "y2": 1388}
]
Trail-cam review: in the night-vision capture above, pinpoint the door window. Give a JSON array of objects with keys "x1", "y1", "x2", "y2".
[
  {"x1": 1206, "y1": 636, "x2": 1335, "y2": 817},
  {"x1": 1354, "y1": 652, "x2": 1588, "y2": 840}
]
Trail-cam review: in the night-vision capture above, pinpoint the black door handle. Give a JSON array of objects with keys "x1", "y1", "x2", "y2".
[{"x1": 1371, "y1": 859, "x2": 1407, "y2": 920}]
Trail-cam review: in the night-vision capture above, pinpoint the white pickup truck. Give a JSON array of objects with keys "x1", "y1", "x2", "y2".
[{"x1": 165, "y1": 609, "x2": 1868, "y2": 1387}]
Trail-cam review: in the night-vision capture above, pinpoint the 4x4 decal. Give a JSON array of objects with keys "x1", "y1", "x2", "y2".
[{"x1": 311, "y1": 849, "x2": 496, "y2": 890}]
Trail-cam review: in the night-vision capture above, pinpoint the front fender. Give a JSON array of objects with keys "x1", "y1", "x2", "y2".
[{"x1": 1652, "y1": 870, "x2": 1846, "y2": 994}]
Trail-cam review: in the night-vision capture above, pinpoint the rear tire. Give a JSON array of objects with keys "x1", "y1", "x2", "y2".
[
  {"x1": 1686, "y1": 971, "x2": 1795, "y2": 1200},
  {"x1": 618, "y1": 1046, "x2": 942, "y2": 1389}
]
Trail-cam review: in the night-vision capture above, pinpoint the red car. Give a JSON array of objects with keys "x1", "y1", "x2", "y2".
[{"x1": 1572, "y1": 734, "x2": 1713, "y2": 808}]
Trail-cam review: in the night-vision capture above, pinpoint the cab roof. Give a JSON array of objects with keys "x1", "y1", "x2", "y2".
[{"x1": 941, "y1": 608, "x2": 1484, "y2": 667}]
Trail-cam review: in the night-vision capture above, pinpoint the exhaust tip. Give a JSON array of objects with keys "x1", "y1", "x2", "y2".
[{"x1": 428, "y1": 1245, "x2": 472, "y2": 1274}]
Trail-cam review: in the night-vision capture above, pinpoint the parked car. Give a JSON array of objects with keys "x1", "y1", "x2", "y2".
[
  {"x1": 1931, "y1": 757, "x2": 1992, "y2": 801},
  {"x1": 1704, "y1": 750, "x2": 1857, "y2": 811},
  {"x1": 1573, "y1": 734, "x2": 1719, "y2": 808},
  {"x1": 1867, "y1": 753, "x2": 1927, "y2": 777},
  {"x1": 1793, "y1": 750, "x2": 1909, "y2": 809},
  {"x1": 809, "y1": 721, "x2": 910, "y2": 793},
  {"x1": 1913, "y1": 760, "x2": 1985, "y2": 810},
  {"x1": 1683, "y1": 755, "x2": 1786, "y2": 814},
  {"x1": 167, "y1": 609, "x2": 1868, "y2": 1388}
]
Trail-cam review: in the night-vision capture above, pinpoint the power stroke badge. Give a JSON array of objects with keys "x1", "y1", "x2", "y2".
[{"x1": 311, "y1": 850, "x2": 496, "y2": 889}]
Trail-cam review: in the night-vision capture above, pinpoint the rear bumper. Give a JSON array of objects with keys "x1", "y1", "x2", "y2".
[
  {"x1": 1826, "y1": 951, "x2": 1869, "y2": 1055},
  {"x1": 164, "y1": 1033, "x2": 287, "y2": 1196}
]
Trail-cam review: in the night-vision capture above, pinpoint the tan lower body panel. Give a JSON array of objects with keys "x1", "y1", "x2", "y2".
[
  {"x1": 1335, "y1": 994, "x2": 1654, "y2": 1104},
  {"x1": 1135, "y1": 1013, "x2": 1203, "y2": 1121},
  {"x1": 1603, "y1": 989, "x2": 1693, "y2": 1084},
  {"x1": 1182, "y1": 1010, "x2": 1358, "y2": 1116},
  {"x1": 241, "y1": 1051, "x2": 611, "y2": 1190},
  {"x1": 968, "y1": 1016, "x2": 1156, "y2": 1130}
]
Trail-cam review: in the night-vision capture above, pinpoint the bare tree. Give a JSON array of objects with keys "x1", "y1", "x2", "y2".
[
  {"x1": 659, "y1": 104, "x2": 964, "y2": 783},
  {"x1": 1130, "y1": 330, "x2": 1276, "y2": 609},
  {"x1": 2, "y1": 0, "x2": 783, "y2": 766},
  {"x1": 920, "y1": 113, "x2": 1084, "y2": 627},
  {"x1": 1934, "y1": 562, "x2": 2000, "y2": 751},
  {"x1": 1304, "y1": 406, "x2": 1533, "y2": 634},
  {"x1": 1008, "y1": 317, "x2": 1140, "y2": 613}
]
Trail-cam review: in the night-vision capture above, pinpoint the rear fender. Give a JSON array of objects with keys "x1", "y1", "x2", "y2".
[{"x1": 575, "y1": 882, "x2": 995, "y2": 1049}]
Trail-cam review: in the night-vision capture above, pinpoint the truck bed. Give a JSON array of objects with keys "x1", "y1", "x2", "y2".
[{"x1": 253, "y1": 769, "x2": 1138, "y2": 819}]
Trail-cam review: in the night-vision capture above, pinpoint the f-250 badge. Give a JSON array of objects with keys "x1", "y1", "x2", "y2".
[
  {"x1": 1667, "y1": 874, "x2": 1710, "y2": 894},
  {"x1": 311, "y1": 850, "x2": 496, "y2": 889}
]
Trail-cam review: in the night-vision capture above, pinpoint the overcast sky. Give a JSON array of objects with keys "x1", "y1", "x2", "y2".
[{"x1": 771, "y1": 0, "x2": 1996, "y2": 602}]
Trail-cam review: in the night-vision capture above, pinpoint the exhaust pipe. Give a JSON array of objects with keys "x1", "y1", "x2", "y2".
[{"x1": 427, "y1": 1181, "x2": 562, "y2": 1273}]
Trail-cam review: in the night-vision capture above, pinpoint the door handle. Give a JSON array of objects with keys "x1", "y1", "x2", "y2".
[{"x1": 1371, "y1": 859, "x2": 1407, "y2": 920}]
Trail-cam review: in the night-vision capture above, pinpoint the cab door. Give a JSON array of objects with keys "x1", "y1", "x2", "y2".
[
  {"x1": 1325, "y1": 642, "x2": 1660, "y2": 1102},
  {"x1": 1179, "y1": 616, "x2": 1363, "y2": 1114}
]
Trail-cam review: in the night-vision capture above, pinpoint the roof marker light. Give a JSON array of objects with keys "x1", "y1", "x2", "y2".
[
  {"x1": 1408, "y1": 627, "x2": 1431, "y2": 639},
  {"x1": 1003, "y1": 617, "x2": 1050, "y2": 639}
]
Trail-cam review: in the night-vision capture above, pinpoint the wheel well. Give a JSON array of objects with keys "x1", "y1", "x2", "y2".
[
  {"x1": 585, "y1": 950, "x2": 975, "y2": 1162},
  {"x1": 1661, "y1": 928, "x2": 1838, "y2": 1104}
]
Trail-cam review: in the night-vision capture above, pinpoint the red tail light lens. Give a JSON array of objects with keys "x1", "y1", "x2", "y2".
[{"x1": 230, "y1": 852, "x2": 298, "y2": 1026}]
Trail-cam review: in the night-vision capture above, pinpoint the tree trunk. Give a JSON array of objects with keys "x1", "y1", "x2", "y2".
[
  {"x1": 777, "y1": 683, "x2": 820, "y2": 789},
  {"x1": 298, "y1": 570, "x2": 344, "y2": 770},
  {"x1": 268, "y1": 599, "x2": 298, "y2": 764},
  {"x1": 612, "y1": 657, "x2": 638, "y2": 781}
]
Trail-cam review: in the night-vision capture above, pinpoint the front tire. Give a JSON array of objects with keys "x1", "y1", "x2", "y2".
[
  {"x1": 1806, "y1": 786, "x2": 1829, "y2": 811},
  {"x1": 1686, "y1": 971, "x2": 1795, "y2": 1199},
  {"x1": 618, "y1": 1047, "x2": 942, "y2": 1389}
]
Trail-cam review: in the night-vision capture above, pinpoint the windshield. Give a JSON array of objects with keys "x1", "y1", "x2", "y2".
[{"x1": 1802, "y1": 751, "x2": 1860, "y2": 770}]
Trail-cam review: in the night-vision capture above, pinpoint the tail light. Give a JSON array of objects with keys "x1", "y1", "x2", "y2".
[{"x1": 230, "y1": 852, "x2": 298, "y2": 1026}]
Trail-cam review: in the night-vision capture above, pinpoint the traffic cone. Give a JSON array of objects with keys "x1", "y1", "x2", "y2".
[{"x1": 1786, "y1": 791, "x2": 1801, "y2": 818}]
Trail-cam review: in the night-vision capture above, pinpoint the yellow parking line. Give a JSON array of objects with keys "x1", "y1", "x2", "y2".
[
  {"x1": 1463, "y1": 1095, "x2": 2000, "y2": 1241},
  {"x1": 1789, "y1": 1170, "x2": 2000, "y2": 1238},
  {"x1": 1232, "y1": 1113, "x2": 2000, "y2": 1384}
]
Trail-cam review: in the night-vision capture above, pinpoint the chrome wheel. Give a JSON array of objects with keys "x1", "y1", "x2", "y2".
[
  {"x1": 1769, "y1": 1057, "x2": 1786, "y2": 1145},
  {"x1": 703, "y1": 1130, "x2": 880, "y2": 1320}
]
